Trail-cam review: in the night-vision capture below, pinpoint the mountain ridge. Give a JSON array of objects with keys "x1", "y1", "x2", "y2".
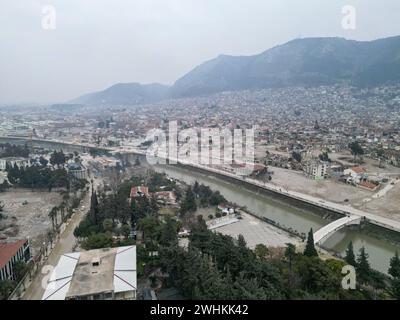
[
  {"x1": 70, "y1": 82, "x2": 171, "y2": 105},
  {"x1": 71, "y1": 35, "x2": 400, "y2": 104}
]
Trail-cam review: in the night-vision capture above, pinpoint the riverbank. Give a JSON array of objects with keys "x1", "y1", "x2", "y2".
[
  {"x1": 171, "y1": 162, "x2": 343, "y2": 228},
  {"x1": 151, "y1": 162, "x2": 400, "y2": 274}
]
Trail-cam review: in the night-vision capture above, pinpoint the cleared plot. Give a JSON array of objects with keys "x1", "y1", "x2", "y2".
[
  {"x1": 213, "y1": 212, "x2": 299, "y2": 249},
  {"x1": 0, "y1": 189, "x2": 62, "y2": 255}
]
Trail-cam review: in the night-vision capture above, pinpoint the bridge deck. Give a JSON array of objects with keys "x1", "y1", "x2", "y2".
[{"x1": 313, "y1": 215, "x2": 361, "y2": 244}]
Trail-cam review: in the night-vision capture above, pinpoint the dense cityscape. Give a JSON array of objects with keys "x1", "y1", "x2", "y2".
[{"x1": 1, "y1": 1, "x2": 400, "y2": 315}]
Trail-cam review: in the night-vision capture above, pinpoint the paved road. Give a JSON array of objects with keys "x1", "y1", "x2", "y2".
[
  {"x1": 313, "y1": 215, "x2": 361, "y2": 244},
  {"x1": 22, "y1": 187, "x2": 92, "y2": 300}
]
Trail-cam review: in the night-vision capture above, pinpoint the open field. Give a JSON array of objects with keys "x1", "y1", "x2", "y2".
[
  {"x1": 0, "y1": 189, "x2": 62, "y2": 256},
  {"x1": 268, "y1": 158, "x2": 400, "y2": 221},
  {"x1": 359, "y1": 181, "x2": 400, "y2": 220},
  {"x1": 269, "y1": 166, "x2": 371, "y2": 202}
]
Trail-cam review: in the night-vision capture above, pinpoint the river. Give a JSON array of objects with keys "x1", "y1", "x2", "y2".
[
  {"x1": 1, "y1": 136, "x2": 398, "y2": 274},
  {"x1": 150, "y1": 162, "x2": 400, "y2": 274}
]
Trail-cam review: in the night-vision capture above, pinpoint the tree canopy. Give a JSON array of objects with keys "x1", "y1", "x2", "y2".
[{"x1": 303, "y1": 228, "x2": 318, "y2": 258}]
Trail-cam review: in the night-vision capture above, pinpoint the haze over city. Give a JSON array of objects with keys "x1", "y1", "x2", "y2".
[
  {"x1": 1, "y1": 0, "x2": 400, "y2": 308},
  {"x1": 1, "y1": 0, "x2": 400, "y2": 103}
]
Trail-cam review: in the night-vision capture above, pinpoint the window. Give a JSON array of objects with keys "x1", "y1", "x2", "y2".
[{"x1": 104, "y1": 292, "x2": 113, "y2": 300}]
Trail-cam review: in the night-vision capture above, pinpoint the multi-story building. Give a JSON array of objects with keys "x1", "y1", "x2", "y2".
[{"x1": 303, "y1": 160, "x2": 330, "y2": 180}]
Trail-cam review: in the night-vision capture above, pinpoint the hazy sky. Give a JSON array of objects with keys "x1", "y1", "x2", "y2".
[{"x1": 1, "y1": 0, "x2": 399, "y2": 104}]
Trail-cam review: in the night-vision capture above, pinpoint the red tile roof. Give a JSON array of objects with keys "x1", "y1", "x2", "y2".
[
  {"x1": 253, "y1": 164, "x2": 267, "y2": 171},
  {"x1": 0, "y1": 239, "x2": 27, "y2": 269},
  {"x1": 359, "y1": 181, "x2": 378, "y2": 190},
  {"x1": 350, "y1": 166, "x2": 365, "y2": 174},
  {"x1": 130, "y1": 186, "x2": 150, "y2": 198}
]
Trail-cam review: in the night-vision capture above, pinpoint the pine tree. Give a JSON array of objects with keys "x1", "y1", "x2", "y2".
[
  {"x1": 344, "y1": 241, "x2": 357, "y2": 266},
  {"x1": 303, "y1": 228, "x2": 318, "y2": 257},
  {"x1": 356, "y1": 246, "x2": 371, "y2": 284},
  {"x1": 193, "y1": 181, "x2": 200, "y2": 194},
  {"x1": 237, "y1": 234, "x2": 247, "y2": 248},
  {"x1": 186, "y1": 187, "x2": 196, "y2": 209},
  {"x1": 285, "y1": 243, "x2": 296, "y2": 271},
  {"x1": 391, "y1": 278, "x2": 400, "y2": 300},
  {"x1": 160, "y1": 216, "x2": 178, "y2": 246},
  {"x1": 189, "y1": 216, "x2": 210, "y2": 254},
  {"x1": 255, "y1": 244, "x2": 269, "y2": 260},
  {"x1": 180, "y1": 186, "x2": 197, "y2": 216},
  {"x1": 389, "y1": 251, "x2": 400, "y2": 299},
  {"x1": 389, "y1": 251, "x2": 400, "y2": 279}
]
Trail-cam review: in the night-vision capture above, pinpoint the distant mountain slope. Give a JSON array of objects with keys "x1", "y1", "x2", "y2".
[
  {"x1": 71, "y1": 83, "x2": 170, "y2": 105},
  {"x1": 71, "y1": 36, "x2": 400, "y2": 103},
  {"x1": 171, "y1": 36, "x2": 400, "y2": 97}
]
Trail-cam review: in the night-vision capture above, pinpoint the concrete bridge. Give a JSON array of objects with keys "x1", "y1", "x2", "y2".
[
  {"x1": 0, "y1": 136, "x2": 112, "y2": 153},
  {"x1": 313, "y1": 215, "x2": 362, "y2": 245}
]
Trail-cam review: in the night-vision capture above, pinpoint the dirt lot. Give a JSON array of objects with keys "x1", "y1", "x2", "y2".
[
  {"x1": 0, "y1": 189, "x2": 62, "y2": 255},
  {"x1": 269, "y1": 166, "x2": 372, "y2": 203},
  {"x1": 268, "y1": 157, "x2": 400, "y2": 221},
  {"x1": 358, "y1": 181, "x2": 400, "y2": 220}
]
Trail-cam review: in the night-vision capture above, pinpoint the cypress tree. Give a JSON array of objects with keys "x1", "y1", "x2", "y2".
[
  {"x1": 285, "y1": 243, "x2": 296, "y2": 271},
  {"x1": 89, "y1": 188, "x2": 99, "y2": 225},
  {"x1": 303, "y1": 228, "x2": 318, "y2": 257},
  {"x1": 344, "y1": 241, "x2": 357, "y2": 266},
  {"x1": 356, "y1": 247, "x2": 371, "y2": 284}
]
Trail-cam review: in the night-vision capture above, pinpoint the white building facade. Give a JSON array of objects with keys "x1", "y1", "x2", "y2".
[{"x1": 304, "y1": 160, "x2": 330, "y2": 180}]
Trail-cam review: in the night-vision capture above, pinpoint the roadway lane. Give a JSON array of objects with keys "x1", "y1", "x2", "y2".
[{"x1": 22, "y1": 182, "x2": 95, "y2": 300}]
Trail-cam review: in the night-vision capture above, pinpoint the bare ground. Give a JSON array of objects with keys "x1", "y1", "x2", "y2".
[
  {"x1": 268, "y1": 162, "x2": 400, "y2": 221},
  {"x1": 0, "y1": 189, "x2": 62, "y2": 255}
]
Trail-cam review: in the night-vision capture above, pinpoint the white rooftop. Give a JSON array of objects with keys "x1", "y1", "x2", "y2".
[{"x1": 42, "y1": 246, "x2": 136, "y2": 300}]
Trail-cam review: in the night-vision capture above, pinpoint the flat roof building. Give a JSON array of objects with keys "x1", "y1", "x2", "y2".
[
  {"x1": 67, "y1": 162, "x2": 87, "y2": 180},
  {"x1": 42, "y1": 245, "x2": 136, "y2": 300}
]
